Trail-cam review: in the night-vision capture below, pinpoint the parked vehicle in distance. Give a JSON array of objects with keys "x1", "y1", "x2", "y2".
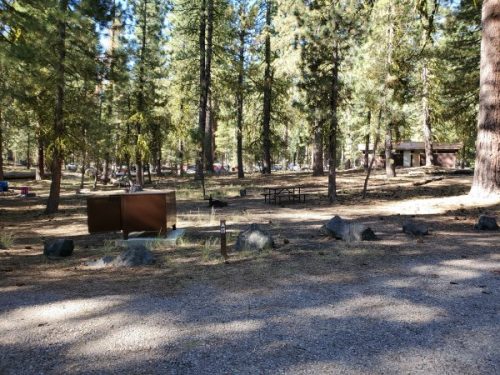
[
  {"x1": 185, "y1": 165, "x2": 197, "y2": 175},
  {"x1": 252, "y1": 164, "x2": 262, "y2": 173},
  {"x1": 160, "y1": 166, "x2": 173, "y2": 175},
  {"x1": 271, "y1": 164, "x2": 283, "y2": 171},
  {"x1": 288, "y1": 163, "x2": 301, "y2": 171},
  {"x1": 66, "y1": 163, "x2": 78, "y2": 171},
  {"x1": 213, "y1": 163, "x2": 230, "y2": 174}
]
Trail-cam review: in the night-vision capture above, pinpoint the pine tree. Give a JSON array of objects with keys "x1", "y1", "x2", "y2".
[{"x1": 470, "y1": 0, "x2": 500, "y2": 197}]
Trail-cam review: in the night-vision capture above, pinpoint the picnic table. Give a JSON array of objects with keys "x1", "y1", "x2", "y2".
[{"x1": 262, "y1": 186, "x2": 307, "y2": 204}]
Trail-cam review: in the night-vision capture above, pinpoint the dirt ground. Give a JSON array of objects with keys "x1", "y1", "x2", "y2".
[{"x1": 0, "y1": 168, "x2": 499, "y2": 374}]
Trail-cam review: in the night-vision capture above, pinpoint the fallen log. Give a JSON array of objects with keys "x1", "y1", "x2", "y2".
[
  {"x1": 3, "y1": 171, "x2": 36, "y2": 180},
  {"x1": 412, "y1": 176, "x2": 444, "y2": 186}
]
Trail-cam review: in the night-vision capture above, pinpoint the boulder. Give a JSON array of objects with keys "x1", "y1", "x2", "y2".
[
  {"x1": 235, "y1": 223, "x2": 274, "y2": 251},
  {"x1": 44, "y1": 239, "x2": 74, "y2": 257},
  {"x1": 474, "y1": 215, "x2": 499, "y2": 230},
  {"x1": 113, "y1": 245, "x2": 155, "y2": 267},
  {"x1": 86, "y1": 246, "x2": 155, "y2": 268},
  {"x1": 402, "y1": 220, "x2": 429, "y2": 236},
  {"x1": 324, "y1": 216, "x2": 377, "y2": 242}
]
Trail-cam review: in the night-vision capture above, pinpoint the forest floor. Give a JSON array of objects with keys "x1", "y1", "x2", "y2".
[{"x1": 0, "y1": 168, "x2": 499, "y2": 374}]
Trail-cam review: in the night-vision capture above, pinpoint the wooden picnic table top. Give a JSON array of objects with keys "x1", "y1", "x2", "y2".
[{"x1": 263, "y1": 186, "x2": 302, "y2": 194}]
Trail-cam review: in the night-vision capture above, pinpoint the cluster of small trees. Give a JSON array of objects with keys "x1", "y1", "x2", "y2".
[{"x1": 0, "y1": 0, "x2": 498, "y2": 213}]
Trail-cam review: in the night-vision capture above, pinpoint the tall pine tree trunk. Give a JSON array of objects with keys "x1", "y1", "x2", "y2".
[
  {"x1": 422, "y1": 62, "x2": 434, "y2": 166},
  {"x1": 236, "y1": 24, "x2": 245, "y2": 179},
  {"x1": 470, "y1": 0, "x2": 500, "y2": 197},
  {"x1": 312, "y1": 116, "x2": 324, "y2": 176},
  {"x1": 46, "y1": 0, "x2": 68, "y2": 214},
  {"x1": 382, "y1": 2, "x2": 396, "y2": 179},
  {"x1": 0, "y1": 107, "x2": 4, "y2": 181},
  {"x1": 364, "y1": 110, "x2": 371, "y2": 171},
  {"x1": 203, "y1": 0, "x2": 214, "y2": 172},
  {"x1": 178, "y1": 140, "x2": 184, "y2": 176},
  {"x1": 385, "y1": 125, "x2": 396, "y2": 178},
  {"x1": 363, "y1": 109, "x2": 383, "y2": 199},
  {"x1": 262, "y1": 0, "x2": 272, "y2": 174},
  {"x1": 327, "y1": 44, "x2": 339, "y2": 203},
  {"x1": 134, "y1": 0, "x2": 148, "y2": 187},
  {"x1": 36, "y1": 134, "x2": 44, "y2": 180},
  {"x1": 197, "y1": 0, "x2": 207, "y2": 180},
  {"x1": 205, "y1": 93, "x2": 214, "y2": 171}
]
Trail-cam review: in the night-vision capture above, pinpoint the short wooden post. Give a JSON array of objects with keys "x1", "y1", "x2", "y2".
[{"x1": 220, "y1": 220, "x2": 228, "y2": 261}]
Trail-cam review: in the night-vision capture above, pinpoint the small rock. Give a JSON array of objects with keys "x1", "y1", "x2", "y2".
[
  {"x1": 129, "y1": 184, "x2": 143, "y2": 193},
  {"x1": 402, "y1": 220, "x2": 429, "y2": 236},
  {"x1": 235, "y1": 223, "x2": 274, "y2": 252},
  {"x1": 44, "y1": 239, "x2": 74, "y2": 258},
  {"x1": 474, "y1": 215, "x2": 498, "y2": 230},
  {"x1": 324, "y1": 216, "x2": 377, "y2": 242}
]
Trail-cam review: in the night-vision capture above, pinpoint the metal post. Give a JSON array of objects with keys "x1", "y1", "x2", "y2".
[{"x1": 220, "y1": 219, "x2": 228, "y2": 261}]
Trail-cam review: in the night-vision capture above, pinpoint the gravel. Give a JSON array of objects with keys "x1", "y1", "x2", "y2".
[{"x1": 1, "y1": 247, "x2": 499, "y2": 375}]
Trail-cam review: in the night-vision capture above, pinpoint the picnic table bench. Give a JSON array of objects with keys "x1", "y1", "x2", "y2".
[{"x1": 262, "y1": 186, "x2": 308, "y2": 204}]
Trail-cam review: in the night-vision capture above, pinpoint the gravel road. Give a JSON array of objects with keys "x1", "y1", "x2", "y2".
[{"x1": 1, "y1": 246, "x2": 499, "y2": 375}]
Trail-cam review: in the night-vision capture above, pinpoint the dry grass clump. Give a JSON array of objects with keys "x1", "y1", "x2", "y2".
[{"x1": 0, "y1": 231, "x2": 15, "y2": 249}]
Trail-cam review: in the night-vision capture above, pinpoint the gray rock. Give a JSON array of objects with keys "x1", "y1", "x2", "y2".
[
  {"x1": 44, "y1": 239, "x2": 74, "y2": 257},
  {"x1": 113, "y1": 245, "x2": 155, "y2": 267},
  {"x1": 474, "y1": 215, "x2": 499, "y2": 230},
  {"x1": 402, "y1": 220, "x2": 429, "y2": 236},
  {"x1": 129, "y1": 184, "x2": 143, "y2": 193},
  {"x1": 324, "y1": 216, "x2": 377, "y2": 242},
  {"x1": 235, "y1": 224, "x2": 274, "y2": 251},
  {"x1": 85, "y1": 246, "x2": 155, "y2": 268}
]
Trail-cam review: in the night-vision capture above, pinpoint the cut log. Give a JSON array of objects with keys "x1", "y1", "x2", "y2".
[{"x1": 412, "y1": 176, "x2": 444, "y2": 186}]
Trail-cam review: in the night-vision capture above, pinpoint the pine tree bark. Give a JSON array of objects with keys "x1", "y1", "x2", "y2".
[
  {"x1": 262, "y1": 0, "x2": 272, "y2": 174},
  {"x1": 327, "y1": 44, "x2": 339, "y2": 202},
  {"x1": 312, "y1": 116, "x2": 324, "y2": 176},
  {"x1": 135, "y1": 0, "x2": 148, "y2": 187},
  {"x1": 422, "y1": 62, "x2": 434, "y2": 166},
  {"x1": 178, "y1": 140, "x2": 184, "y2": 176},
  {"x1": 363, "y1": 109, "x2": 383, "y2": 199},
  {"x1": 0, "y1": 107, "x2": 4, "y2": 181},
  {"x1": 364, "y1": 134, "x2": 370, "y2": 171},
  {"x1": 237, "y1": 16, "x2": 245, "y2": 179},
  {"x1": 197, "y1": 0, "x2": 207, "y2": 180},
  {"x1": 470, "y1": 0, "x2": 500, "y2": 197},
  {"x1": 36, "y1": 135, "x2": 44, "y2": 180},
  {"x1": 385, "y1": 125, "x2": 396, "y2": 178},
  {"x1": 205, "y1": 92, "x2": 214, "y2": 171},
  {"x1": 203, "y1": 0, "x2": 214, "y2": 173},
  {"x1": 103, "y1": 6, "x2": 120, "y2": 185},
  {"x1": 46, "y1": 0, "x2": 68, "y2": 214},
  {"x1": 364, "y1": 111, "x2": 371, "y2": 171}
]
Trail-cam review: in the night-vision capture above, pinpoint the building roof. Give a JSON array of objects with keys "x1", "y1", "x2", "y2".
[{"x1": 358, "y1": 141, "x2": 463, "y2": 152}]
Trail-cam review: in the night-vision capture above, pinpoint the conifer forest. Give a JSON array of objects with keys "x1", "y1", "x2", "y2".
[{"x1": 0, "y1": 0, "x2": 499, "y2": 211}]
